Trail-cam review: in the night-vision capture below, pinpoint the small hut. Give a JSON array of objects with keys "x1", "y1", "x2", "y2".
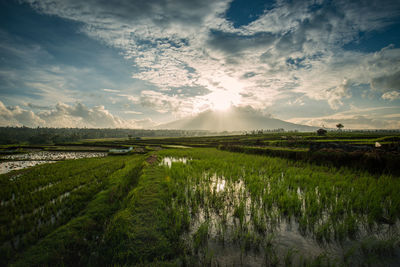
[{"x1": 317, "y1": 128, "x2": 327, "y2": 136}]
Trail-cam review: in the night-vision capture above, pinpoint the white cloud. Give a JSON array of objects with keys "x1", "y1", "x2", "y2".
[
  {"x1": 137, "y1": 90, "x2": 194, "y2": 115},
  {"x1": 17, "y1": 0, "x2": 400, "y2": 127},
  {"x1": 287, "y1": 106, "x2": 400, "y2": 129},
  {"x1": 103, "y1": 89, "x2": 121, "y2": 93},
  {"x1": 0, "y1": 100, "x2": 155, "y2": 128},
  {"x1": 382, "y1": 91, "x2": 400, "y2": 101},
  {"x1": 0, "y1": 101, "x2": 45, "y2": 127},
  {"x1": 124, "y1": 110, "x2": 143, "y2": 114},
  {"x1": 127, "y1": 117, "x2": 155, "y2": 128},
  {"x1": 325, "y1": 79, "x2": 351, "y2": 109}
]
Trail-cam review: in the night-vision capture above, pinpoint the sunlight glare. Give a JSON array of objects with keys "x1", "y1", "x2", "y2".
[{"x1": 210, "y1": 91, "x2": 233, "y2": 111}]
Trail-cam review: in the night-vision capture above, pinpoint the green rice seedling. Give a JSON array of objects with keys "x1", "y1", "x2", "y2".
[
  {"x1": 360, "y1": 237, "x2": 398, "y2": 257},
  {"x1": 10, "y1": 155, "x2": 145, "y2": 266},
  {"x1": 315, "y1": 222, "x2": 332, "y2": 243},
  {"x1": 301, "y1": 253, "x2": 332, "y2": 267},
  {"x1": 251, "y1": 206, "x2": 267, "y2": 234},
  {"x1": 263, "y1": 236, "x2": 279, "y2": 267},
  {"x1": 284, "y1": 247, "x2": 298, "y2": 267},
  {"x1": 154, "y1": 147, "x2": 400, "y2": 264},
  {"x1": 233, "y1": 200, "x2": 246, "y2": 229},
  {"x1": 345, "y1": 215, "x2": 358, "y2": 239},
  {"x1": 193, "y1": 220, "x2": 209, "y2": 253}
]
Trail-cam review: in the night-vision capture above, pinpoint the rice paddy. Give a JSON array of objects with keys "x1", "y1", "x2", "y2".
[
  {"x1": 0, "y1": 151, "x2": 107, "y2": 174},
  {"x1": 1, "y1": 144, "x2": 399, "y2": 266},
  {"x1": 157, "y1": 148, "x2": 400, "y2": 266}
]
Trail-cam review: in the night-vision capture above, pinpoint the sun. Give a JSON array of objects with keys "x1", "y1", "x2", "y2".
[{"x1": 208, "y1": 90, "x2": 237, "y2": 111}]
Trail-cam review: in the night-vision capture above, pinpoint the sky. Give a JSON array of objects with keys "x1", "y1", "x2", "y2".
[{"x1": 0, "y1": 0, "x2": 399, "y2": 129}]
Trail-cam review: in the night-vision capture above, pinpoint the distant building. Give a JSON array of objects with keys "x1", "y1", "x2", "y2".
[{"x1": 317, "y1": 128, "x2": 327, "y2": 136}]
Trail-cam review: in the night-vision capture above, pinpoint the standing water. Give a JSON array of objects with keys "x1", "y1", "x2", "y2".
[{"x1": 0, "y1": 151, "x2": 107, "y2": 174}]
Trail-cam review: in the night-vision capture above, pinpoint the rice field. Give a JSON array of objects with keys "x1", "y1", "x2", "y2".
[
  {"x1": 2, "y1": 147, "x2": 399, "y2": 266},
  {"x1": 157, "y1": 148, "x2": 400, "y2": 266},
  {"x1": 0, "y1": 151, "x2": 107, "y2": 174}
]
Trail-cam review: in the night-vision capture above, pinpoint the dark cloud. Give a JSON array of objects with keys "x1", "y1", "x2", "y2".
[
  {"x1": 166, "y1": 86, "x2": 212, "y2": 97},
  {"x1": 371, "y1": 71, "x2": 400, "y2": 92},
  {"x1": 207, "y1": 30, "x2": 276, "y2": 54},
  {"x1": 25, "y1": 0, "x2": 227, "y2": 28}
]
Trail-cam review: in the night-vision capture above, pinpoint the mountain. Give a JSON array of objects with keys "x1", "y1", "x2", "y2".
[{"x1": 155, "y1": 106, "x2": 317, "y2": 132}]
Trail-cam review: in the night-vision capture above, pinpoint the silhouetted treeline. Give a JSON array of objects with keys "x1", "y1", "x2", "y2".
[{"x1": 0, "y1": 127, "x2": 215, "y2": 145}]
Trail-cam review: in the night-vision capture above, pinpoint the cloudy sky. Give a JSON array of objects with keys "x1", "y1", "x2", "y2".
[{"x1": 0, "y1": 0, "x2": 399, "y2": 129}]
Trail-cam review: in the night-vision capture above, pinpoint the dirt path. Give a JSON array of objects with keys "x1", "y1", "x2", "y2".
[{"x1": 145, "y1": 154, "x2": 158, "y2": 165}]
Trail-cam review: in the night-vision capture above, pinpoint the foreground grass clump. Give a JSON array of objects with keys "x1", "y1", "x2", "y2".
[
  {"x1": 3, "y1": 155, "x2": 144, "y2": 266},
  {"x1": 156, "y1": 148, "x2": 400, "y2": 265}
]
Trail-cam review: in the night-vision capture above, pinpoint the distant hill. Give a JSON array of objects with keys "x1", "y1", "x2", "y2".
[{"x1": 155, "y1": 106, "x2": 318, "y2": 132}]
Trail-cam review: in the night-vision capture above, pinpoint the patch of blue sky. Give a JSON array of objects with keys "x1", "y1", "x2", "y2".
[
  {"x1": 349, "y1": 83, "x2": 400, "y2": 106},
  {"x1": 285, "y1": 57, "x2": 307, "y2": 70},
  {"x1": 225, "y1": 0, "x2": 275, "y2": 28},
  {"x1": 0, "y1": 84, "x2": 44, "y2": 101},
  {"x1": 0, "y1": 1, "x2": 134, "y2": 86},
  {"x1": 343, "y1": 22, "x2": 400, "y2": 53}
]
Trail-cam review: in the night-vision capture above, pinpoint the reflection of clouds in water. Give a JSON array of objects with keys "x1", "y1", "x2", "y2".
[
  {"x1": 159, "y1": 157, "x2": 190, "y2": 168},
  {"x1": 2, "y1": 151, "x2": 107, "y2": 161},
  {"x1": 0, "y1": 161, "x2": 56, "y2": 174},
  {"x1": 0, "y1": 151, "x2": 107, "y2": 174},
  {"x1": 214, "y1": 178, "x2": 225, "y2": 192}
]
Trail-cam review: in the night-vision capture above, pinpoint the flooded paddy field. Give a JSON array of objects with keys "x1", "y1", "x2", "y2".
[
  {"x1": 2, "y1": 147, "x2": 399, "y2": 266},
  {"x1": 157, "y1": 148, "x2": 400, "y2": 266},
  {"x1": 0, "y1": 161, "x2": 57, "y2": 174},
  {"x1": 0, "y1": 151, "x2": 107, "y2": 174},
  {"x1": 0, "y1": 155, "x2": 139, "y2": 266}
]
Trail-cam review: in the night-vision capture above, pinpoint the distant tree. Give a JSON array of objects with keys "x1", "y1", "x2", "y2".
[
  {"x1": 336, "y1": 123, "x2": 344, "y2": 131},
  {"x1": 317, "y1": 128, "x2": 327, "y2": 136}
]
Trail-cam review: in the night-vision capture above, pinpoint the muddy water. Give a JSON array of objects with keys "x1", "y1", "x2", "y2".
[{"x1": 0, "y1": 151, "x2": 107, "y2": 174}]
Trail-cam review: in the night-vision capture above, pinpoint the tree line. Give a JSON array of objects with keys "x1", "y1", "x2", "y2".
[{"x1": 0, "y1": 127, "x2": 215, "y2": 145}]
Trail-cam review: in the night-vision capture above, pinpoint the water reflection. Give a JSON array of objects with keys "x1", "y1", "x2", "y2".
[
  {"x1": 0, "y1": 151, "x2": 107, "y2": 174},
  {"x1": 0, "y1": 161, "x2": 56, "y2": 174},
  {"x1": 160, "y1": 157, "x2": 190, "y2": 168},
  {"x1": 2, "y1": 151, "x2": 107, "y2": 161}
]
